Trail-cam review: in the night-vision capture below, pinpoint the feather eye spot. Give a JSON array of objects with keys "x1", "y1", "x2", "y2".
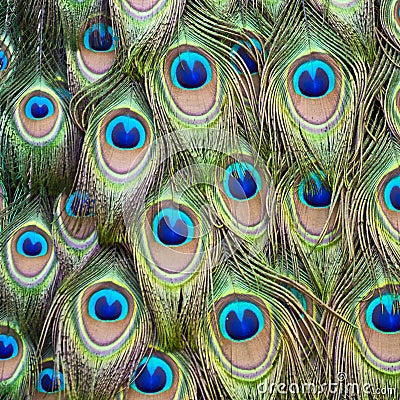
[
  {"x1": 0, "y1": 327, "x2": 24, "y2": 382},
  {"x1": 16, "y1": 89, "x2": 61, "y2": 144},
  {"x1": 66, "y1": 191, "x2": 95, "y2": 217},
  {"x1": 282, "y1": 286, "x2": 308, "y2": 318},
  {"x1": 0, "y1": 335, "x2": 18, "y2": 360},
  {"x1": 131, "y1": 356, "x2": 173, "y2": 395},
  {"x1": 293, "y1": 60, "x2": 335, "y2": 99},
  {"x1": 224, "y1": 162, "x2": 261, "y2": 201},
  {"x1": 299, "y1": 174, "x2": 332, "y2": 208},
  {"x1": 88, "y1": 288, "x2": 129, "y2": 322},
  {"x1": 78, "y1": 17, "x2": 117, "y2": 80},
  {"x1": 37, "y1": 368, "x2": 65, "y2": 394},
  {"x1": 357, "y1": 285, "x2": 400, "y2": 371},
  {"x1": 25, "y1": 96, "x2": 54, "y2": 120},
  {"x1": 287, "y1": 53, "x2": 342, "y2": 127},
  {"x1": 152, "y1": 208, "x2": 195, "y2": 247},
  {"x1": 171, "y1": 51, "x2": 212, "y2": 90},
  {"x1": 230, "y1": 38, "x2": 263, "y2": 75},
  {"x1": 84, "y1": 23, "x2": 117, "y2": 53},
  {"x1": 0, "y1": 50, "x2": 8, "y2": 71},
  {"x1": 16, "y1": 231, "x2": 48, "y2": 257},
  {"x1": 383, "y1": 175, "x2": 400, "y2": 211},
  {"x1": 367, "y1": 294, "x2": 400, "y2": 334},
  {"x1": 106, "y1": 115, "x2": 146, "y2": 150},
  {"x1": 219, "y1": 301, "x2": 264, "y2": 342}
]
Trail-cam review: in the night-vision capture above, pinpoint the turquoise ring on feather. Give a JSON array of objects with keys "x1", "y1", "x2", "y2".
[
  {"x1": 210, "y1": 293, "x2": 279, "y2": 379},
  {"x1": 0, "y1": 326, "x2": 25, "y2": 383},
  {"x1": 16, "y1": 89, "x2": 62, "y2": 145},
  {"x1": 377, "y1": 169, "x2": 400, "y2": 238},
  {"x1": 78, "y1": 281, "x2": 136, "y2": 353},
  {"x1": 96, "y1": 108, "x2": 153, "y2": 182},
  {"x1": 126, "y1": 350, "x2": 181, "y2": 399},
  {"x1": 77, "y1": 16, "x2": 117, "y2": 81},
  {"x1": 357, "y1": 284, "x2": 400, "y2": 372},
  {"x1": 9, "y1": 224, "x2": 55, "y2": 286},
  {"x1": 163, "y1": 44, "x2": 222, "y2": 123},
  {"x1": 287, "y1": 52, "x2": 343, "y2": 128}
]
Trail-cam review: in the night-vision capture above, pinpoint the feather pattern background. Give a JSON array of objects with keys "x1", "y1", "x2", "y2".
[{"x1": 0, "y1": 0, "x2": 399, "y2": 399}]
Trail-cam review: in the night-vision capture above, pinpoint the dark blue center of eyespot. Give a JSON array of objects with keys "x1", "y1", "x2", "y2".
[
  {"x1": 0, "y1": 52, "x2": 8, "y2": 71},
  {"x1": 0, "y1": 341, "x2": 14, "y2": 359},
  {"x1": 111, "y1": 122, "x2": 140, "y2": 149},
  {"x1": 390, "y1": 186, "x2": 400, "y2": 210},
  {"x1": 23, "y1": 238, "x2": 42, "y2": 256},
  {"x1": 228, "y1": 169, "x2": 258, "y2": 200},
  {"x1": 67, "y1": 192, "x2": 94, "y2": 217},
  {"x1": 135, "y1": 365, "x2": 167, "y2": 394},
  {"x1": 298, "y1": 68, "x2": 329, "y2": 98},
  {"x1": 89, "y1": 29, "x2": 113, "y2": 51},
  {"x1": 303, "y1": 182, "x2": 332, "y2": 207},
  {"x1": 95, "y1": 296, "x2": 122, "y2": 321},
  {"x1": 176, "y1": 60, "x2": 207, "y2": 89},
  {"x1": 31, "y1": 103, "x2": 49, "y2": 119},
  {"x1": 41, "y1": 373, "x2": 60, "y2": 393},
  {"x1": 236, "y1": 46, "x2": 258, "y2": 74},
  {"x1": 372, "y1": 301, "x2": 400, "y2": 333},
  {"x1": 225, "y1": 309, "x2": 259, "y2": 341},
  {"x1": 157, "y1": 216, "x2": 188, "y2": 246}
]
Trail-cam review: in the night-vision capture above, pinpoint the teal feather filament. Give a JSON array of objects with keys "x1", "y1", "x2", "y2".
[{"x1": 383, "y1": 175, "x2": 400, "y2": 211}]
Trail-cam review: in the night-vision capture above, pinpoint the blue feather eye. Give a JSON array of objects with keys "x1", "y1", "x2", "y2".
[
  {"x1": 131, "y1": 356, "x2": 173, "y2": 394},
  {"x1": 357, "y1": 285, "x2": 400, "y2": 372},
  {"x1": 105, "y1": 115, "x2": 146, "y2": 150},
  {"x1": 366, "y1": 294, "x2": 400, "y2": 334},
  {"x1": 224, "y1": 162, "x2": 262, "y2": 201},
  {"x1": 298, "y1": 174, "x2": 332, "y2": 208},
  {"x1": 230, "y1": 38, "x2": 263, "y2": 75},
  {"x1": 0, "y1": 50, "x2": 8, "y2": 71},
  {"x1": 0, "y1": 335, "x2": 18, "y2": 360},
  {"x1": 282, "y1": 286, "x2": 308, "y2": 318},
  {"x1": 37, "y1": 368, "x2": 65, "y2": 393},
  {"x1": 65, "y1": 191, "x2": 95, "y2": 217},
  {"x1": 88, "y1": 288, "x2": 129, "y2": 322},
  {"x1": 219, "y1": 301, "x2": 264, "y2": 342},
  {"x1": 383, "y1": 175, "x2": 400, "y2": 211},
  {"x1": 84, "y1": 23, "x2": 117, "y2": 52},
  {"x1": 16, "y1": 231, "x2": 48, "y2": 257},
  {"x1": 210, "y1": 294, "x2": 279, "y2": 379},
  {"x1": 25, "y1": 95, "x2": 55, "y2": 120},
  {"x1": 170, "y1": 51, "x2": 212, "y2": 90},
  {"x1": 152, "y1": 208, "x2": 195, "y2": 246},
  {"x1": 293, "y1": 60, "x2": 335, "y2": 98}
]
